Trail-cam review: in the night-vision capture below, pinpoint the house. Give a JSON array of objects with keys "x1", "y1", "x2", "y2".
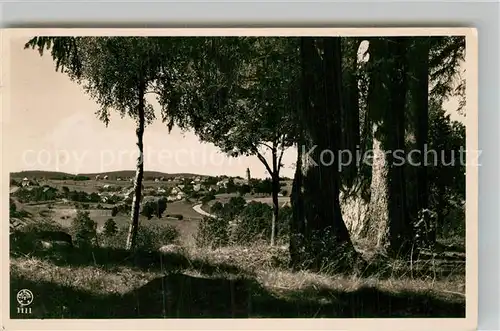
[
  {"x1": 21, "y1": 177, "x2": 30, "y2": 187},
  {"x1": 117, "y1": 177, "x2": 122, "y2": 181},
  {"x1": 178, "y1": 185, "x2": 185, "y2": 190},
  {"x1": 194, "y1": 177, "x2": 201, "y2": 182},
  {"x1": 193, "y1": 184, "x2": 201, "y2": 192},
  {"x1": 155, "y1": 178, "x2": 160, "y2": 182},
  {"x1": 103, "y1": 175, "x2": 109, "y2": 180},
  {"x1": 157, "y1": 187, "x2": 166, "y2": 194},
  {"x1": 171, "y1": 187, "x2": 179, "y2": 195},
  {"x1": 216, "y1": 179, "x2": 229, "y2": 188},
  {"x1": 95, "y1": 175, "x2": 101, "y2": 180},
  {"x1": 103, "y1": 184, "x2": 110, "y2": 189}
]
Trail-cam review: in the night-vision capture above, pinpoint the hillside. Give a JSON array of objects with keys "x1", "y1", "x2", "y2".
[{"x1": 10, "y1": 170, "x2": 206, "y2": 180}]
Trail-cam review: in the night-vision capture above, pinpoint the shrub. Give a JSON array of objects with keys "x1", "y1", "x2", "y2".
[
  {"x1": 71, "y1": 210, "x2": 98, "y2": 247},
  {"x1": 232, "y1": 202, "x2": 272, "y2": 244},
  {"x1": 10, "y1": 220, "x2": 68, "y2": 253},
  {"x1": 141, "y1": 198, "x2": 167, "y2": 220},
  {"x1": 223, "y1": 196, "x2": 246, "y2": 220},
  {"x1": 201, "y1": 192, "x2": 216, "y2": 204},
  {"x1": 100, "y1": 223, "x2": 179, "y2": 251},
  {"x1": 10, "y1": 199, "x2": 16, "y2": 214},
  {"x1": 166, "y1": 214, "x2": 184, "y2": 220},
  {"x1": 210, "y1": 201, "x2": 224, "y2": 215},
  {"x1": 277, "y1": 205, "x2": 292, "y2": 240},
  {"x1": 195, "y1": 216, "x2": 229, "y2": 249},
  {"x1": 103, "y1": 218, "x2": 118, "y2": 237}
]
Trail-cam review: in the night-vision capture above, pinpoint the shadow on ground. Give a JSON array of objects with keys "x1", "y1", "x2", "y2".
[
  {"x1": 10, "y1": 244, "x2": 246, "y2": 277},
  {"x1": 11, "y1": 272, "x2": 465, "y2": 319}
]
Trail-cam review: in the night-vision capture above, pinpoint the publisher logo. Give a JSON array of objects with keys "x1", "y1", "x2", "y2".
[{"x1": 16, "y1": 289, "x2": 33, "y2": 314}]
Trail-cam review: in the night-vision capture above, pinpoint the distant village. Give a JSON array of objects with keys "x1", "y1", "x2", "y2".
[{"x1": 10, "y1": 169, "x2": 285, "y2": 207}]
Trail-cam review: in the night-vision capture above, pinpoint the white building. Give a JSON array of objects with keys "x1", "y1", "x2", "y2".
[{"x1": 21, "y1": 177, "x2": 30, "y2": 187}]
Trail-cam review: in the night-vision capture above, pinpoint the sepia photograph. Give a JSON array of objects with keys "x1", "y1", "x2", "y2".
[{"x1": 3, "y1": 28, "x2": 477, "y2": 327}]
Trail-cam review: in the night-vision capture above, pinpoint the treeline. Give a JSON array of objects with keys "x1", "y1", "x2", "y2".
[{"x1": 26, "y1": 36, "x2": 466, "y2": 266}]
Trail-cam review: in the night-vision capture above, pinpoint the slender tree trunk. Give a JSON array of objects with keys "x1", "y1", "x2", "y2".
[
  {"x1": 270, "y1": 146, "x2": 280, "y2": 246},
  {"x1": 289, "y1": 134, "x2": 306, "y2": 269},
  {"x1": 126, "y1": 78, "x2": 146, "y2": 251}
]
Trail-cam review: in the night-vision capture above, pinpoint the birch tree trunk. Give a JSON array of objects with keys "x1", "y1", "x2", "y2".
[{"x1": 126, "y1": 77, "x2": 146, "y2": 251}]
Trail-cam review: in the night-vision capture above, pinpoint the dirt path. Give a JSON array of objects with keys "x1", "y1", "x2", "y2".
[{"x1": 192, "y1": 204, "x2": 215, "y2": 218}]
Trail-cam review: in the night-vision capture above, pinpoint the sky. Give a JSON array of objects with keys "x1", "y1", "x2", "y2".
[{"x1": 3, "y1": 37, "x2": 465, "y2": 179}]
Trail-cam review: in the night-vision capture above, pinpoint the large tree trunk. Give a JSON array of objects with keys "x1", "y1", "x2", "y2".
[
  {"x1": 386, "y1": 37, "x2": 412, "y2": 256},
  {"x1": 361, "y1": 38, "x2": 390, "y2": 249},
  {"x1": 362, "y1": 38, "x2": 413, "y2": 256},
  {"x1": 126, "y1": 78, "x2": 146, "y2": 251},
  {"x1": 302, "y1": 37, "x2": 356, "y2": 270},
  {"x1": 341, "y1": 38, "x2": 361, "y2": 188}
]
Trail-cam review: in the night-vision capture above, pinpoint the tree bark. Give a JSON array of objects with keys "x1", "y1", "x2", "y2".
[
  {"x1": 303, "y1": 37, "x2": 356, "y2": 270},
  {"x1": 341, "y1": 38, "x2": 361, "y2": 187},
  {"x1": 270, "y1": 146, "x2": 280, "y2": 246},
  {"x1": 386, "y1": 37, "x2": 412, "y2": 256},
  {"x1": 126, "y1": 77, "x2": 146, "y2": 251},
  {"x1": 362, "y1": 38, "x2": 413, "y2": 256},
  {"x1": 361, "y1": 38, "x2": 391, "y2": 249}
]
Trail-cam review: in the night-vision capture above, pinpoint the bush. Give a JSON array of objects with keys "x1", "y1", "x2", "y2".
[
  {"x1": 71, "y1": 210, "x2": 98, "y2": 247},
  {"x1": 166, "y1": 214, "x2": 184, "y2": 220},
  {"x1": 201, "y1": 192, "x2": 216, "y2": 204},
  {"x1": 141, "y1": 198, "x2": 167, "y2": 220},
  {"x1": 232, "y1": 202, "x2": 272, "y2": 244},
  {"x1": 100, "y1": 223, "x2": 179, "y2": 251},
  {"x1": 10, "y1": 199, "x2": 16, "y2": 214},
  {"x1": 237, "y1": 184, "x2": 252, "y2": 196},
  {"x1": 195, "y1": 216, "x2": 230, "y2": 249},
  {"x1": 223, "y1": 196, "x2": 246, "y2": 220},
  {"x1": 277, "y1": 206, "x2": 292, "y2": 240},
  {"x1": 10, "y1": 221, "x2": 69, "y2": 253},
  {"x1": 210, "y1": 201, "x2": 224, "y2": 215},
  {"x1": 103, "y1": 218, "x2": 118, "y2": 237}
]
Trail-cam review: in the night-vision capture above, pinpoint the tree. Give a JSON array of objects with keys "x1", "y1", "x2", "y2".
[
  {"x1": 361, "y1": 38, "x2": 414, "y2": 256},
  {"x1": 290, "y1": 37, "x2": 357, "y2": 271},
  {"x1": 103, "y1": 218, "x2": 118, "y2": 237},
  {"x1": 71, "y1": 210, "x2": 98, "y2": 247},
  {"x1": 25, "y1": 37, "x2": 186, "y2": 251},
  {"x1": 177, "y1": 37, "x2": 299, "y2": 246},
  {"x1": 428, "y1": 101, "x2": 465, "y2": 237}
]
